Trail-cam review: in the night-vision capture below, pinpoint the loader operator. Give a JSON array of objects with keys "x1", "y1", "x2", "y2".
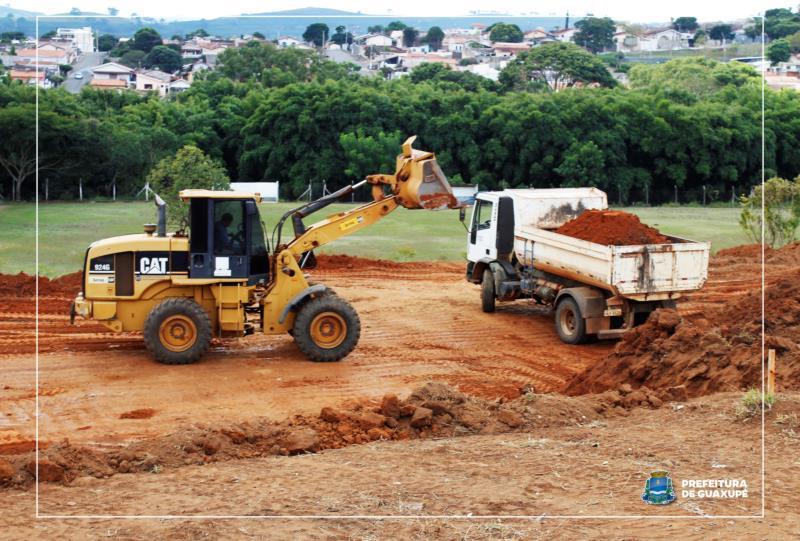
[{"x1": 214, "y1": 213, "x2": 234, "y2": 252}]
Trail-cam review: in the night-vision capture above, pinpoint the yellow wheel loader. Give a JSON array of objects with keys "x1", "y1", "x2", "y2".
[{"x1": 70, "y1": 137, "x2": 457, "y2": 365}]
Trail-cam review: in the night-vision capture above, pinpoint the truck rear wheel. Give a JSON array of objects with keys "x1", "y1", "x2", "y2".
[
  {"x1": 293, "y1": 295, "x2": 360, "y2": 362},
  {"x1": 555, "y1": 297, "x2": 587, "y2": 345},
  {"x1": 481, "y1": 270, "x2": 496, "y2": 313},
  {"x1": 144, "y1": 298, "x2": 212, "y2": 365}
]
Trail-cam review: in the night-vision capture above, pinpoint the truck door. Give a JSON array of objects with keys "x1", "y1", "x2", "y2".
[{"x1": 467, "y1": 197, "x2": 498, "y2": 262}]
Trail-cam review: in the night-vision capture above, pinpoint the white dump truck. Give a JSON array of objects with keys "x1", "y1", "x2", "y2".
[{"x1": 462, "y1": 188, "x2": 710, "y2": 344}]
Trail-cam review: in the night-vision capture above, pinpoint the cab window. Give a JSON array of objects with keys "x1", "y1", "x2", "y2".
[
  {"x1": 213, "y1": 200, "x2": 245, "y2": 255},
  {"x1": 475, "y1": 200, "x2": 494, "y2": 231}
]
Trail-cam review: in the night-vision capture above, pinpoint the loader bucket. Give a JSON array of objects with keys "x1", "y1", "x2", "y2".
[{"x1": 393, "y1": 136, "x2": 459, "y2": 210}]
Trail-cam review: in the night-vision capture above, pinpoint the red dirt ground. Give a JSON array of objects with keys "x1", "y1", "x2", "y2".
[{"x1": 555, "y1": 209, "x2": 670, "y2": 245}]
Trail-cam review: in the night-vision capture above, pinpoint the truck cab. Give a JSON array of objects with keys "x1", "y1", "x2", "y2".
[{"x1": 463, "y1": 188, "x2": 709, "y2": 345}]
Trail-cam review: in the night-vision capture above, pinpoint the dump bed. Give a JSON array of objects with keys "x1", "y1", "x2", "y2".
[{"x1": 514, "y1": 226, "x2": 710, "y2": 300}]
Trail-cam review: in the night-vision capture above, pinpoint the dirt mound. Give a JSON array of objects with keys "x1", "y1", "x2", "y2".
[
  {"x1": 715, "y1": 242, "x2": 800, "y2": 266},
  {"x1": 564, "y1": 268, "x2": 800, "y2": 399},
  {"x1": 315, "y1": 254, "x2": 434, "y2": 271},
  {"x1": 0, "y1": 382, "x2": 664, "y2": 488},
  {"x1": 0, "y1": 271, "x2": 82, "y2": 298},
  {"x1": 555, "y1": 210, "x2": 670, "y2": 245}
]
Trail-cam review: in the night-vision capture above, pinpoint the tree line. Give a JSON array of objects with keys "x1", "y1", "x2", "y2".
[{"x1": 0, "y1": 41, "x2": 796, "y2": 206}]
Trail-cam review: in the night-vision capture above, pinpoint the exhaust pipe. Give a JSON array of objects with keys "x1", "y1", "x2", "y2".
[{"x1": 155, "y1": 194, "x2": 166, "y2": 237}]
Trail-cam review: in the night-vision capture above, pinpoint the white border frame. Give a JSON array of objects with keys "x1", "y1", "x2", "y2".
[{"x1": 34, "y1": 12, "x2": 768, "y2": 520}]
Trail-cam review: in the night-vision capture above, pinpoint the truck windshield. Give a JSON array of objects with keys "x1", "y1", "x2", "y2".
[{"x1": 475, "y1": 200, "x2": 493, "y2": 230}]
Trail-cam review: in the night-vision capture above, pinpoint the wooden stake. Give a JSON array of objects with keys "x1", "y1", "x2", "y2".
[{"x1": 767, "y1": 349, "x2": 776, "y2": 395}]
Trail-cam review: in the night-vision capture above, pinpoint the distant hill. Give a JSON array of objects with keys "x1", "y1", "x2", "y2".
[
  {"x1": 245, "y1": 7, "x2": 367, "y2": 16},
  {"x1": 0, "y1": 5, "x2": 42, "y2": 17}
]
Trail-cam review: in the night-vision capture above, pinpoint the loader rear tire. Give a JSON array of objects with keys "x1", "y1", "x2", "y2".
[
  {"x1": 293, "y1": 295, "x2": 360, "y2": 362},
  {"x1": 481, "y1": 270, "x2": 496, "y2": 313},
  {"x1": 144, "y1": 298, "x2": 212, "y2": 365}
]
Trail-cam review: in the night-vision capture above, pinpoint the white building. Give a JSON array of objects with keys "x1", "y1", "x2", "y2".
[
  {"x1": 551, "y1": 28, "x2": 577, "y2": 42},
  {"x1": 277, "y1": 36, "x2": 302, "y2": 48},
  {"x1": 466, "y1": 63, "x2": 500, "y2": 81},
  {"x1": 55, "y1": 27, "x2": 94, "y2": 53},
  {"x1": 356, "y1": 33, "x2": 394, "y2": 48},
  {"x1": 92, "y1": 62, "x2": 134, "y2": 84},
  {"x1": 136, "y1": 69, "x2": 172, "y2": 96}
]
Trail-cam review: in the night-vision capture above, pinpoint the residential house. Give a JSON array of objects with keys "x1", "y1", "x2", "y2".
[
  {"x1": 181, "y1": 43, "x2": 203, "y2": 59},
  {"x1": 524, "y1": 29, "x2": 550, "y2": 44},
  {"x1": 8, "y1": 68, "x2": 51, "y2": 88},
  {"x1": 356, "y1": 33, "x2": 394, "y2": 48},
  {"x1": 135, "y1": 69, "x2": 172, "y2": 96},
  {"x1": 277, "y1": 36, "x2": 302, "y2": 48},
  {"x1": 89, "y1": 78, "x2": 129, "y2": 91},
  {"x1": 92, "y1": 62, "x2": 134, "y2": 86},
  {"x1": 16, "y1": 46, "x2": 73, "y2": 65},
  {"x1": 492, "y1": 42, "x2": 531, "y2": 57},
  {"x1": 55, "y1": 27, "x2": 94, "y2": 53},
  {"x1": 551, "y1": 27, "x2": 577, "y2": 42},
  {"x1": 465, "y1": 62, "x2": 500, "y2": 81},
  {"x1": 403, "y1": 52, "x2": 457, "y2": 69},
  {"x1": 636, "y1": 28, "x2": 688, "y2": 51},
  {"x1": 168, "y1": 79, "x2": 192, "y2": 94},
  {"x1": 443, "y1": 34, "x2": 470, "y2": 53},
  {"x1": 389, "y1": 30, "x2": 404, "y2": 43}
]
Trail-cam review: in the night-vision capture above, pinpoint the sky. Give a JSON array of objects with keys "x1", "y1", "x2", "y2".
[{"x1": 12, "y1": 0, "x2": 785, "y2": 22}]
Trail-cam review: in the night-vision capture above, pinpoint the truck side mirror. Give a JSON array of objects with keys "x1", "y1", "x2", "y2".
[{"x1": 459, "y1": 207, "x2": 466, "y2": 222}]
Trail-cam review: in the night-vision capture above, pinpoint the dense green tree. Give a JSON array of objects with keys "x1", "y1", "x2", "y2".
[
  {"x1": 340, "y1": 129, "x2": 402, "y2": 180},
  {"x1": 330, "y1": 25, "x2": 353, "y2": 46},
  {"x1": 672, "y1": 17, "x2": 699, "y2": 32},
  {"x1": 386, "y1": 21, "x2": 407, "y2": 32},
  {"x1": 500, "y1": 42, "x2": 616, "y2": 92},
  {"x1": 252, "y1": 31, "x2": 265, "y2": 39},
  {"x1": 768, "y1": 38, "x2": 792, "y2": 65},
  {"x1": 147, "y1": 145, "x2": 230, "y2": 226},
  {"x1": 143, "y1": 45, "x2": 182, "y2": 73},
  {"x1": 489, "y1": 22, "x2": 523, "y2": 43},
  {"x1": 367, "y1": 24, "x2": 384, "y2": 34},
  {"x1": 573, "y1": 17, "x2": 615, "y2": 53},
  {"x1": 764, "y1": 8, "x2": 800, "y2": 39},
  {"x1": 303, "y1": 23, "x2": 329, "y2": 47},
  {"x1": 97, "y1": 33, "x2": 117, "y2": 51},
  {"x1": 629, "y1": 57, "x2": 759, "y2": 97},
  {"x1": 426, "y1": 26, "x2": 444, "y2": 51},
  {"x1": 0, "y1": 31, "x2": 25, "y2": 42},
  {"x1": 402, "y1": 27, "x2": 419, "y2": 47},
  {"x1": 708, "y1": 24, "x2": 734, "y2": 42},
  {"x1": 132, "y1": 27, "x2": 162, "y2": 53},
  {"x1": 119, "y1": 49, "x2": 146, "y2": 68}
]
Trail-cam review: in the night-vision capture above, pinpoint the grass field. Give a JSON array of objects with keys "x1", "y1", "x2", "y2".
[{"x1": 0, "y1": 201, "x2": 750, "y2": 277}]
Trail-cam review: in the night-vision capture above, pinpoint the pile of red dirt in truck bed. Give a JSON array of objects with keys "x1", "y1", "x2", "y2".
[
  {"x1": 555, "y1": 209, "x2": 670, "y2": 246},
  {"x1": 563, "y1": 243, "x2": 800, "y2": 399}
]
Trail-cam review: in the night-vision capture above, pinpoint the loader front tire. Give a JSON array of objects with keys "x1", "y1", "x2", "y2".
[
  {"x1": 481, "y1": 270, "x2": 496, "y2": 313},
  {"x1": 144, "y1": 298, "x2": 212, "y2": 365},
  {"x1": 293, "y1": 295, "x2": 360, "y2": 362}
]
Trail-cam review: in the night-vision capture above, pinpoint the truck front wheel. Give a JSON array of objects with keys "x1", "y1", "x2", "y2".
[
  {"x1": 293, "y1": 295, "x2": 361, "y2": 362},
  {"x1": 555, "y1": 297, "x2": 587, "y2": 345},
  {"x1": 481, "y1": 270, "x2": 496, "y2": 313}
]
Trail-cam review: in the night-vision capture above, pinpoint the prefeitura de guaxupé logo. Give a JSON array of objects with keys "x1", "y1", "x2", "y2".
[{"x1": 641, "y1": 470, "x2": 677, "y2": 505}]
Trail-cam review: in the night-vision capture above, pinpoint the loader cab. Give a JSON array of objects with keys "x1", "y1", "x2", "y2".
[{"x1": 181, "y1": 191, "x2": 269, "y2": 285}]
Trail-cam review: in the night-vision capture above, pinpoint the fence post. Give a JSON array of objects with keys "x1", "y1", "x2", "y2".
[
  {"x1": 767, "y1": 349, "x2": 776, "y2": 395},
  {"x1": 45, "y1": 178, "x2": 49, "y2": 201},
  {"x1": 79, "y1": 178, "x2": 83, "y2": 201}
]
